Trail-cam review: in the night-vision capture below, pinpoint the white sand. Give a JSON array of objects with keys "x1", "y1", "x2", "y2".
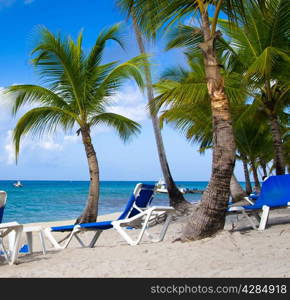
[{"x1": 0, "y1": 209, "x2": 290, "y2": 277}]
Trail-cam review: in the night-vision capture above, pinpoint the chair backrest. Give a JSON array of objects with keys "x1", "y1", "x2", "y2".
[
  {"x1": 0, "y1": 191, "x2": 7, "y2": 223},
  {"x1": 252, "y1": 175, "x2": 290, "y2": 208},
  {"x1": 117, "y1": 183, "x2": 155, "y2": 220}
]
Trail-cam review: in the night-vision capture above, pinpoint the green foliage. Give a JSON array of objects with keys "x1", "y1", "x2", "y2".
[{"x1": 6, "y1": 24, "x2": 144, "y2": 161}]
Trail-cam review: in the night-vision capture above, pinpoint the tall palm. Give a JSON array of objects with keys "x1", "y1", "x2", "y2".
[
  {"x1": 116, "y1": 0, "x2": 191, "y2": 213},
  {"x1": 131, "y1": 0, "x2": 262, "y2": 240},
  {"x1": 218, "y1": 0, "x2": 290, "y2": 175},
  {"x1": 155, "y1": 55, "x2": 252, "y2": 200},
  {"x1": 6, "y1": 25, "x2": 145, "y2": 223},
  {"x1": 234, "y1": 110, "x2": 274, "y2": 193}
]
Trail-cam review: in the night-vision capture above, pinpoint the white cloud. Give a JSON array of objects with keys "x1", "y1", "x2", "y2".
[
  {"x1": 38, "y1": 136, "x2": 63, "y2": 151},
  {"x1": 0, "y1": 0, "x2": 34, "y2": 9},
  {"x1": 1, "y1": 130, "x2": 64, "y2": 165},
  {"x1": 4, "y1": 130, "x2": 16, "y2": 165},
  {"x1": 108, "y1": 85, "x2": 148, "y2": 122},
  {"x1": 0, "y1": 87, "x2": 14, "y2": 122},
  {"x1": 64, "y1": 134, "x2": 80, "y2": 144}
]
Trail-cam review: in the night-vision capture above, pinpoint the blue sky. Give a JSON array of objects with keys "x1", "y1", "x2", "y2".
[{"x1": 0, "y1": 0, "x2": 246, "y2": 181}]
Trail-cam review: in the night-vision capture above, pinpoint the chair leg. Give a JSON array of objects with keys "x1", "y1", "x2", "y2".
[
  {"x1": 113, "y1": 223, "x2": 136, "y2": 245},
  {"x1": 26, "y1": 232, "x2": 33, "y2": 254},
  {"x1": 39, "y1": 230, "x2": 46, "y2": 255},
  {"x1": 258, "y1": 205, "x2": 270, "y2": 231},
  {"x1": 74, "y1": 233, "x2": 86, "y2": 247},
  {"x1": 242, "y1": 210, "x2": 257, "y2": 230},
  {"x1": 88, "y1": 230, "x2": 103, "y2": 248},
  {"x1": 144, "y1": 213, "x2": 173, "y2": 242},
  {"x1": 43, "y1": 228, "x2": 63, "y2": 249},
  {"x1": 9, "y1": 228, "x2": 23, "y2": 265},
  {"x1": 0, "y1": 238, "x2": 10, "y2": 263},
  {"x1": 136, "y1": 211, "x2": 155, "y2": 245},
  {"x1": 158, "y1": 213, "x2": 172, "y2": 241},
  {"x1": 62, "y1": 226, "x2": 81, "y2": 249}
]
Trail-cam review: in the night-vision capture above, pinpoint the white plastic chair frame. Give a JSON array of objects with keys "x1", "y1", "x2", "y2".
[
  {"x1": 0, "y1": 222, "x2": 23, "y2": 265},
  {"x1": 44, "y1": 205, "x2": 175, "y2": 249},
  {"x1": 228, "y1": 202, "x2": 290, "y2": 230}
]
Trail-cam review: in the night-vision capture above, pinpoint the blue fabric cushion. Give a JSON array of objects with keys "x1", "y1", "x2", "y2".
[
  {"x1": 0, "y1": 206, "x2": 4, "y2": 224},
  {"x1": 241, "y1": 175, "x2": 290, "y2": 211},
  {"x1": 249, "y1": 194, "x2": 259, "y2": 200},
  {"x1": 51, "y1": 221, "x2": 113, "y2": 232}
]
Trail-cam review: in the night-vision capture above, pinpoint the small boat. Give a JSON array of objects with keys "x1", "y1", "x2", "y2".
[
  {"x1": 155, "y1": 179, "x2": 187, "y2": 194},
  {"x1": 13, "y1": 181, "x2": 23, "y2": 188}
]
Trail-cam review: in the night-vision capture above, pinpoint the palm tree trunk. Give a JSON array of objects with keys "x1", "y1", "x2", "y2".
[
  {"x1": 269, "y1": 114, "x2": 285, "y2": 175},
  {"x1": 77, "y1": 125, "x2": 100, "y2": 223},
  {"x1": 260, "y1": 159, "x2": 268, "y2": 178},
  {"x1": 178, "y1": 11, "x2": 236, "y2": 241},
  {"x1": 250, "y1": 160, "x2": 260, "y2": 194},
  {"x1": 230, "y1": 173, "x2": 247, "y2": 203},
  {"x1": 242, "y1": 156, "x2": 252, "y2": 195},
  {"x1": 131, "y1": 14, "x2": 191, "y2": 213}
]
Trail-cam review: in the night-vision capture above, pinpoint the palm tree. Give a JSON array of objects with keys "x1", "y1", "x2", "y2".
[
  {"x1": 131, "y1": 0, "x2": 262, "y2": 240},
  {"x1": 6, "y1": 24, "x2": 145, "y2": 223},
  {"x1": 218, "y1": 0, "x2": 290, "y2": 175},
  {"x1": 234, "y1": 111, "x2": 274, "y2": 193},
  {"x1": 116, "y1": 0, "x2": 191, "y2": 213},
  {"x1": 154, "y1": 55, "x2": 254, "y2": 202}
]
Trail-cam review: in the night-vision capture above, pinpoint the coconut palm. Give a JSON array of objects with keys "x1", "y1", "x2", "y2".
[
  {"x1": 130, "y1": 0, "x2": 265, "y2": 240},
  {"x1": 153, "y1": 51, "x2": 277, "y2": 199},
  {"x1": 234, "y1": 112, "x2": 274, "y2": 193},
  {"x1": 218, "y1": 0, "x2": 290, "y2": 175},
  {"x1": 116, "y1": 0, "x2": 191, "y2": 213},
  {"x1": 6, "y1": 24, "x2": 145, "y2": 223}
]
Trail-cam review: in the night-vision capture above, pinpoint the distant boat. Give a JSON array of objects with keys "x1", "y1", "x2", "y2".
[
  {"x1": 155, "y1": 178, "x2": 187, "y2": 194},
  {"x1": 13, "y1": 181, "x2": 23, "y2": 188}
]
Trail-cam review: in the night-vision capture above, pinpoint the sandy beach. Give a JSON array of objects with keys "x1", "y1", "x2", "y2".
[{"x1": 0, "y1": 208, "x2": 290, "y2": 278}]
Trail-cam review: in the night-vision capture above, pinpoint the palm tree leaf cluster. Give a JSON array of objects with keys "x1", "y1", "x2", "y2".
[{"x1": 7, "y1": 24, "x2": 145, "y2": 161}]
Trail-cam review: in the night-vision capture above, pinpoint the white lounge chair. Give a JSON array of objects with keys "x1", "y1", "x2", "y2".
[
  {"x1": 44, "y1": 183, "x2": 175, "y2": 248},
  {"x1": 228, "y1": 175, "x2": 290, "y2": 230},
  {"x1": 0, "y1": 191, "x2": 23, "y2": 265}
]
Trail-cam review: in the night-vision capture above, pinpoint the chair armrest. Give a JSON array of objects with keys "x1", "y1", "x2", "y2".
[
  {"x1": 147, "y1": 206, "x2": 175, "y2": 212},
  {"x1": 244, "y1": 197, "x2": 254, "y2": 205},
  {"x1": 0, "y1": 221, "x2": 21, "y2": 229},
  {"x1": 0, "y1": 222, "x2": 23, "y2": 238},
  {"x1": 112, "y1": 206, "x2": 175, "y2": 227},
  {"x1": 228, "y1": 206, "x2": 245, "y2": 212}
]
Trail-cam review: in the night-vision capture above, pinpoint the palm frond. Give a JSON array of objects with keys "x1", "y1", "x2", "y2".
[
  {"x1": 13, "y1": 107, "x2": 78, "y2": 161},
  {"x1": 99, "y1": 54, "x2": 146, "y2": 96},
  {"x1": 89, "y1": 112, "x2": 141, "y2": 142},
  {"x1": 31, "y1": 26, "x2": 85, "y2": 111},
  {"x1": 245, "y1": 47, "x2": 290, "y2": 82},
  {"x1": 86, "y1": 23, "x2": 125, "y2": 73}
]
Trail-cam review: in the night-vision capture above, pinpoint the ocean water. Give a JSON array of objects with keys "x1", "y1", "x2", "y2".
[{"x1": 0, "y1": 180, "x2": 209, "y2": 224}]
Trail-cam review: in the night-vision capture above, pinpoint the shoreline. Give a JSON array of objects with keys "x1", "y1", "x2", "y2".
[
  {"x1": 24, "y1": 211, "x2": 121, "y2": 227},
  {"x1": 0, "y1": 208, "x2": 290, "y2": 277}
]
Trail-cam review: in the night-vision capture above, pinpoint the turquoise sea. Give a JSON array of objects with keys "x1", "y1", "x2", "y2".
[{"x1": 0, "y1": 180, "x2": 210, "y2": 224}]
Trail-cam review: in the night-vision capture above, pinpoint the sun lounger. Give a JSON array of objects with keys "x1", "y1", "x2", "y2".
[
  {"x1": 228, "y1": 175, "x2": 290, "y2": 230},
  {"x1": 44, "y1": 183, "x2": 175, "y2": 248},
  {"x1": 0, "y1": 191, "x2": 23, "y2": 265}
]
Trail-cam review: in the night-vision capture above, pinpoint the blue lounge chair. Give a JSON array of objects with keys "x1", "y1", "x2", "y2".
[
  {"x1": 44, "y1": 183, "x2": 175, "y2": 248},
  {"x1": 228, "y1": 175, "x2": 290, "y2": 230},
  {"x1": 0, "y1": 191, "x2": 23, "y2": 265}
]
